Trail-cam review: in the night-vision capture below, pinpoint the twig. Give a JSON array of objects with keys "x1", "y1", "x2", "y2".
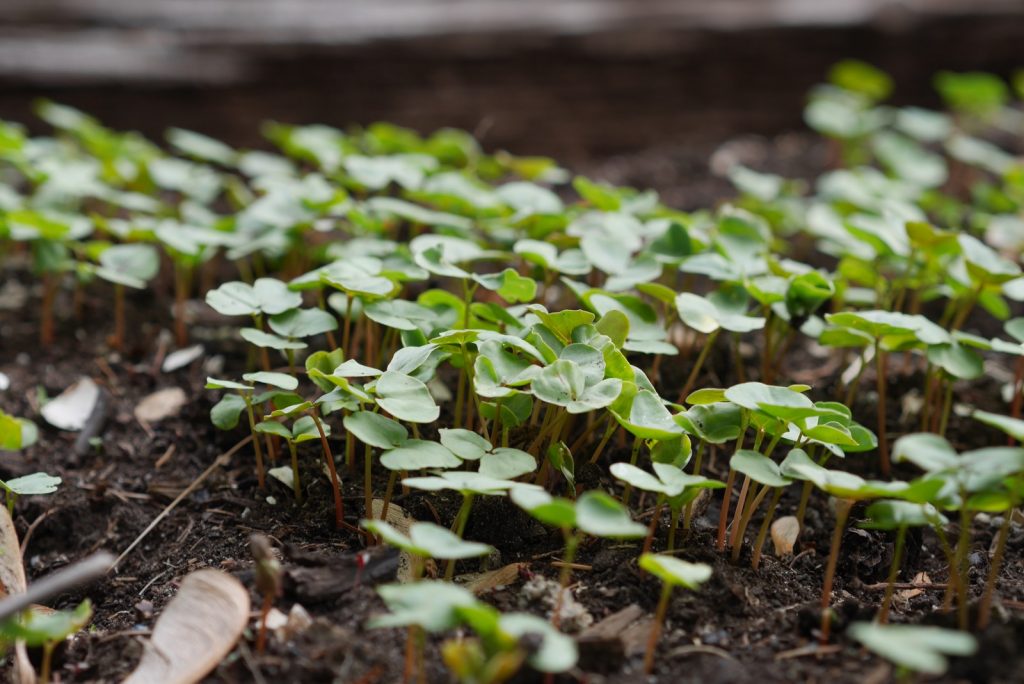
[
  {"x1": 20, "y1": 507, "x2": 60, "y2": 555},
  {"x1": 112, "y1": 435, "x2": 252, "y2": 570},
  {"x1": 861, "y1": 581, "x2": 948, "y2": 591},
  {"x1": 0, "y1": 551, "x2": 114, "y2": 622}
]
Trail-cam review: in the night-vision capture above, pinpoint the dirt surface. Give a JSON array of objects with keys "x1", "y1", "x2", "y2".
[{"x1": 2, "y1": 140, "x2": 1024, "y2": 683}]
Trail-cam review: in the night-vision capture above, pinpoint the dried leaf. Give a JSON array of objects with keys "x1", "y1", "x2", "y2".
[
  {"x1": 41, "y1": 377, "x2": 99, "y2": 431},
  {"x1": 135, "y1": 388, "x2": 188, "y2": 424},
  {"x1": 898, "y1": 572, "x2": 932, "y2": 600},
  {"x1": 123, "y1": 569, "x2": 250, "y2": 684},
  {"x1": 0, "y1": 506, "x2": 36, "y2": 684},
  {"x1": 463, "y1": 563, "x2": 524, "y2": 595},
  {"x1": 771, "y1": 516, "x2": 800, "y2": 557}
]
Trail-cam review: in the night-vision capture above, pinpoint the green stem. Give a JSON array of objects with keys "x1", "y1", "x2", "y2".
[
  {"x1": 679, "y1": 329, "x2": 719, "y2": 402},
  {"x1": 621, "y1": 438, "x2": 643, "y2": 507},
  {"x1": 587, "y1": 419, "x2": 618, "y2": 465},
  {"x1": 364, "y1": 442, "x2": 374, "y2": 523},
  {"x1": 310, "y1": 410, "x2": 344, "y2": 529},
  {"x1": 751, "y1": 487, "x2": 784, "y2": 570},
  {"x1": 643, "y1": 584, "x2": 672, "y2": 675},
  {"x1": 956, "y1": 503, "x2": 973, "y2": 630},
  {"x1": 288, "y1": 440, "x2": 302, "y2": 502},
  {"x1": 820, "y1": 498, "x2": 854, "y2": 644},
  {"x1": 977, "y1": 507, "x2": 1014, "y2": 630},
  {"x1": 244, "y1": 395, "x2": 266, "y2": 490},
  {"x1": 876, "y1": 341, "x2": 890, "y2": 477},
  {"x1": 877, "y1": 526, "x2": 907, "y2": 624},
  {"x1": 445, "y1": 493, "x2": 476, "y2": 580}
]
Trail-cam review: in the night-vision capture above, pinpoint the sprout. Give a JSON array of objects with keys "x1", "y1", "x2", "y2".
[
  {"x1": 849, "y1": 623, "x2": 976, "y2": 678},
  {"x1": 638, "y1": 554, "x2": 712, "y2": 674},
  {"x1": 0, "y1": 600, "x2": 92, "y2": 683},
  {"x1": 860, "y1": 500, "x2": 947, "y2": 623}
]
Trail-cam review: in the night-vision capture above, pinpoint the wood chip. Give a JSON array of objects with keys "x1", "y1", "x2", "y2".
[
  {"x1": 123, "y1": 569, "x2": 250, "y2": 684},
  {"x1": 461, "y1": 563, "x2": 523, "y2": 595}
]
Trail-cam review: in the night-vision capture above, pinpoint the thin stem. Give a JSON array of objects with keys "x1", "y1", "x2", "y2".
[
  {"x1": 40, "y1": 271, "x2": 58, "y2": 347},
  {"x1": 173, "y1": 262, "x2": 190, "y2": 348},
  {"x1": 820, "y1": 498, "x2": 854, "y2": 644},
  {"x1": 587, "y1": 420, "x2": 617, "y2": 465},
  {"x1": 643, "y1": 583, "x2": 672, "y2": 675},
  {"x1": 876, "y1": 341, "x2": 890, "y2": 477},
  {"x1": 113, "y1": 283, "x2": 125, "y2": 351},
  {"x1": 244, "y1": 396, "x2": 266, "y2": 490},
  {"x1": 682, "y1": 441, "x2": 705, "y2": 532},
  {"x1": 977, "y1": 507, "x2": 1013, "y2": 629},
  {"x1": 288, "y1": 440, "x2": 302, "y2": 502},
  {"x1": 938, "y1": 379, "x2": 954, "y2": 437},
  {"x1": 364, "y1": 442, "x2": 374, "y2": 524},
  {"x1": 667, "y1": 505, "x2": 682, "y2": 552},
  {"x1": 956, "y1": 504, "x2": 972, "y2": 630},
  {"x1": 341, "y1": 292, "x2": 353, "y2": 354},
  {"x1": 731, "y1": 483, "x2": 770, "y2": 563},
  {"x1": 380, "y1": 470, "x2": 398, "y2": 522},
  {"x1": 621, "y1": 437, "x2": 643, "y2": 507},
  {"x1": 444, "y1": 493, "x2": 475, "y2": 580},
  {"x1": 678, "y1": 329, "x2": 719, "y2": 402},
  {"x1": 643, "y1": 498, "x2": 665, "y2": 555},
  {"x1": 877, "y1": 526, "x2": 907, "y2": 624},
  {"x1": 310, "y1": 410, "x2": 343, "y2": 529},
  {"x1": 751, "y1": 487, "x2": 784, "y2": 570},
  {"x1": 716, "y1": 468, "x2": 737, "y2": 552},
  {"x1": 40, "y1": 641, "x2": 54, "y2": 684},
  {"x1": 257, "y1": 593, "x2": 272, "y2": 654},
  {"x1": 553, "y1": 531, "x2": 580, "y2": 627}
]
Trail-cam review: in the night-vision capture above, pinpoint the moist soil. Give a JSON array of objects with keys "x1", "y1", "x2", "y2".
[{"x1": 2, "y1": 143, "x2": 1024, "y2": 683}]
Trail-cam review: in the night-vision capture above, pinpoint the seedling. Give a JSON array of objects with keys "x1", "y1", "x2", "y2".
[
  {"x1": 361, "y1": 519, "x2": 493, "y2": 578},
  {"x1": 0, "y1": 600, "x2": 92, "y2": 683},
  {"x1": 250, "y1": 534, "x2": 282, "y2": 654},
  {"x1": 511, "y1": 487, "x2": 645, "y2": 624},
  {"x1": 859, "y1": 500, "x2": 947, "y2": 623},
  {"x1": 254, "y1": 414, "x2": 326, "y2": 502},
  {"x1": 403, "y1": 472, "x2": 529, "y2": 580},
  {"x1": 638, "y1": 554, "x2": 712, "y2": 674},
  {"x1": 88, "y1": 243, "x2": 160, "y2": 351},
  {"x1": 849, "y1": 622, "x2": 977, "y2": 679}
]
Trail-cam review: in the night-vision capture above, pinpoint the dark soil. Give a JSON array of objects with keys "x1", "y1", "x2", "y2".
[{"x1": 2, "y1": 146, "x2": 1024, "y2": 684}]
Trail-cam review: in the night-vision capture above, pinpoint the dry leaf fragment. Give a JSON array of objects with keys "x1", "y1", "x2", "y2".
[
  {"x1": 0, "y1": 506, "x2": 36, "y2": 684},
  {"x1": 771, "y1": 516, "x2": 800, "y2": 557},
  {"x1": 134, "y1": 388, "x2": 188, "y2": 424},
  {"x1": 898, "y1": 572, "x2": 932, "y2": 600},
  {"x1": 161, "y1": 345, "x2": 204, "y2": 373},
  {"x1": 41, "y1": 377, "x2": 99, "y2": 431},
  {"x1": 122, "y1": 569, "x2": 250, "y2": 684}
]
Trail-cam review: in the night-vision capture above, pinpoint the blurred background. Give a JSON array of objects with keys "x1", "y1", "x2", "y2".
[{"x1": 2, "y1": 0, "x2": 1023, "y2": 204}]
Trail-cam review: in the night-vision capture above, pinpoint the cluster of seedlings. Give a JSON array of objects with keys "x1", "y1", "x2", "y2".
[{"x1": 2, "y1": 60, "x2": 1024, "y2": 680}]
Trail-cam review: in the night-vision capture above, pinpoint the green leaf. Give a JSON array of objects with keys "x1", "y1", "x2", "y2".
[
  {"x1": 370, "y1": 581, "x2": 478, "y2": 632},
  {"x1": 480, "y1": 448, "x2": 537, "y2": 479},
  {"x1": 211, "y1": 394, "x2": 247, "y2": 430},
  {"x1": 532, "y1": 359, "x2": 586, "y2": 406},
  {"x1": 972, "y1": 409, "x2": 1024, "y2": 441},
  {"x1": 473, "y1": 268, "x2": 537, "y2": 304},
  {"x1": 861, "y1": 501, "x2": 946, "y2": 530},
  {"x1": 380, "y1": 440, "x2": 461, "y2": 471},
  {"x1": 639, "y1": 553, "x2": 713, "y2": 590},
  {"x1": 242, "y1": 371, "x2": 298, "y2": 391},
  {"x1": 729, "y1": 450, "x2": 791, "y2": 487},
  {"x1": 374, "y1": 371, "x2": 440, "y2": 423},
  {"x1": 344, "y1": 411, "x2": 408, "y2": 449},
  {"x1": 510, "y1": 487, "x2": 576, "y2": 528},
  {"x1": 438, "y1": 428, "x2": 492, "y2": 461},
  {"x1": 574, "y1": 490, "x2": 646, "y2": 539},
  {"x1": 675, "y1": 293, "x2": 765, "y2": 334},
  {"x1": 498, "y1": 613, "x2": 578, "y2": 673},
  {"x1": 892, "y1": 433, "x2": 959, "y2": 472},
  {"x1": 253, "y1": 420, "x2": 291, "y2": 440},
  {"x1": 3, "y1": 472, "x2": 61, "y2": 496},
  {"x1": 849, "y1": 622, "x2": 976, "y2": 675},
  {"x1": 0, "y1": 600, "x2": 92, "y2": 646},
  {"x1": 240, "y1": 328, "x2": 308, "y2": 350},
  {"x1": 595, "y1": 310, "x2": 629, "y2": 348},
  {"x1": 269, "y1": 308, "x2": 339, "y2": 338},
  {"x1": 206, "y1": 278, "x2": 301, "y2": 317}
]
